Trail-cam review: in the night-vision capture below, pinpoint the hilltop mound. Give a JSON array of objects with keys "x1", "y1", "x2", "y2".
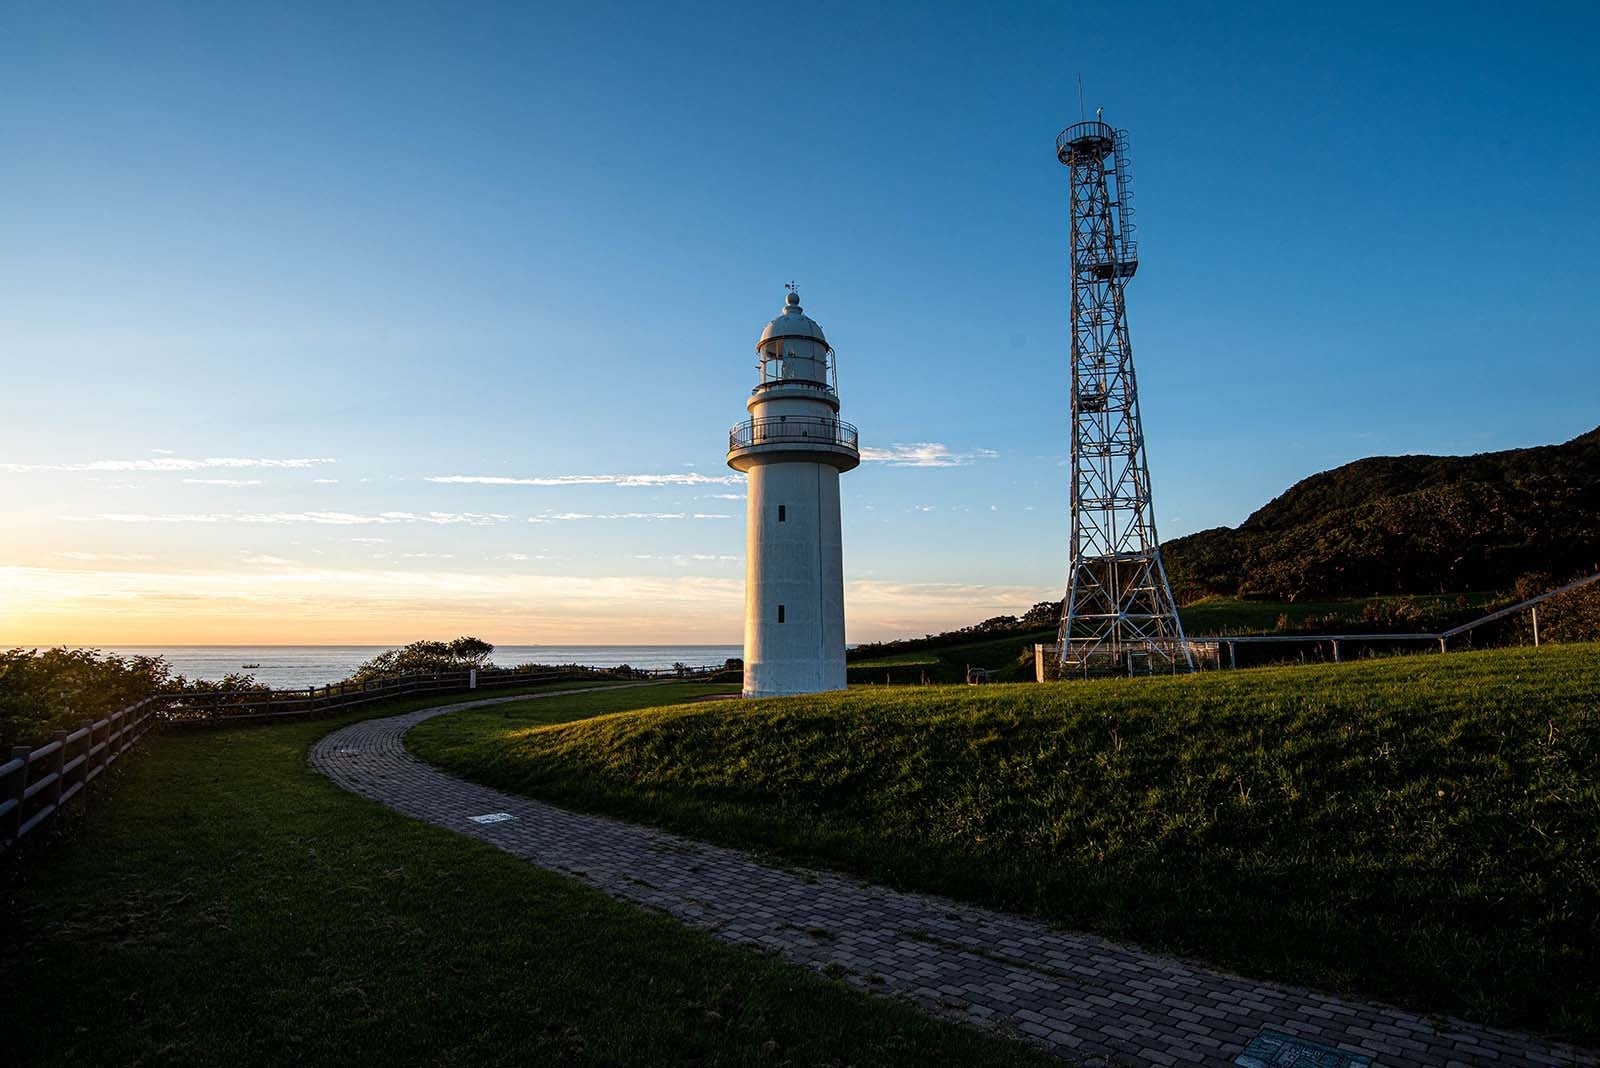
[
  {"x1": 1163, "y1": 427, "x2": 1600, "y2": 601},
  {"x1": 407, "y1": 645, "x2": 1600, "y2": 1041}
]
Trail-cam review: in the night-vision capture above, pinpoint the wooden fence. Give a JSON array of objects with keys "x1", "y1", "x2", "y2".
[
  {"x1": 165, "y1": 662, "x2": 728, "y2": 726},
  {"x1": 1, "y1": 660, "x2": 729, "y2": 853},
  {"x1": 2, "y1": 696, "x2": 164, "y2": 854}
]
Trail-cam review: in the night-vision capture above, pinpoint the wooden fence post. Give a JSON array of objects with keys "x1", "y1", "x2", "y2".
[
  {"x1": 79, "y1": 719, "x2": 94, "y2": 790},
  {"x1": 48, "y1": 730, "x2": 67, "y2": 811},
  {"x1": 5, "y1": 746, "x2": 28, "y2": 842}
]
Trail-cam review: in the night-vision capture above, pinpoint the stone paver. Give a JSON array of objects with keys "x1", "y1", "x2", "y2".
[{"x1": 310, "y1": 692, "x2": 1598, "y2": 1067}]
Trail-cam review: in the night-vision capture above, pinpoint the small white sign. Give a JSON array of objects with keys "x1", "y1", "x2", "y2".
[{"x1": 469, "y1": 812, "x2": 516, "y2": 824}]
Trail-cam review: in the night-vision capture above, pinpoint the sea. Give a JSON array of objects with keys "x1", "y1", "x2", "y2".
[{"x1": 97, "y1": 646, "x2": 743, "y2": 689}]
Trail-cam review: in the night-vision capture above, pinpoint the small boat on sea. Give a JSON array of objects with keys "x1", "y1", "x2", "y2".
[{"x1": 241, "y1": 663, "x2": 261, "y2": 669}]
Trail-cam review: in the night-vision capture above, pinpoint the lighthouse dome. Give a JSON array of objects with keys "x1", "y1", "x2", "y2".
[{"x1": 758, "y1": 290, "x2": 829, "y2": 348}]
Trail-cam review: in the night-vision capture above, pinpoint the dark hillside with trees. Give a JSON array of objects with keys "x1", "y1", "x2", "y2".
[{"x1": 1163, "y1": 427, "x2": 1600, "y2": 601}]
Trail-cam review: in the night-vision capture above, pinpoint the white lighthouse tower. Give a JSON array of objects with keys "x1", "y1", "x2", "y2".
[{"x1": 726, "y1": 288, "x2": 860, "y2": 697}]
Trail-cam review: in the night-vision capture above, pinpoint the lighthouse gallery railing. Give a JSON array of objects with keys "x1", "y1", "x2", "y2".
[{"x1": 728, "y1": 416, "x2": 858, "y2": 453}]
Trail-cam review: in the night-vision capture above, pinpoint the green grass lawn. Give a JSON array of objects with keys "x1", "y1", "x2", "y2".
[
  {"x1": 1178, "y1": 595, "x2": 1358, "y2": 633},
  {"x1": 848, "y1": 629, "x2": 1054, "y2": 682},
  {"x1": 0, "y1": 685, "x2": 1058, "y2": 1068},
  {"x1": 408, "y1": 645, "x2": 1600, "y2": 1044},
  {"x1": 847, "y1": 649, "x2": 944, "y2": 667}
]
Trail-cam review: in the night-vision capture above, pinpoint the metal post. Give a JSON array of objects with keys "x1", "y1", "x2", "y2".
[
  {"x1": 1532, "y1": 606, "x2": 1540, "y2": 647},
  {"x1": 1331, "y1": 639, "x2": 1341, "y2": 663},
  {"x1": 1228, "y1": 641, "x2": 1237, "y2": 669}
]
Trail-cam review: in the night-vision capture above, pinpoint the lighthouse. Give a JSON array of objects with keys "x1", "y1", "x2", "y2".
[{"x1": 726, "y1": 288, "x2": 860, "y2": 697}]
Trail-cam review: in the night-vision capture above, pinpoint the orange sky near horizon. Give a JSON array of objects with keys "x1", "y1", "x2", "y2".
[{"x1": 0, "y1": 562, "x2": 1052, "y2": 647}]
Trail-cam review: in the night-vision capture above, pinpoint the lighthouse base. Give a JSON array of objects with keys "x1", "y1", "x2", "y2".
[
  {"x1": 739, "y1": 460, "x2": 848, "y2": 699},
  {"x1": 742, "y1": 663, "x2": 847, "y2": 699}
]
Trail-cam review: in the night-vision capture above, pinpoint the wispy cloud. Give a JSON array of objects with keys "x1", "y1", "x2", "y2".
[
  {"x1": 427, "y1": 472, "x2": 741, "y2": 487},
  {"x1": 843, "y1": 579, "x2": 1057, "y2": 637},
  {"x1": 62, "y1": 511, "x2": 511, "y2": 526},
  {"x1": 631, "y1": 553, "x2": 738, "y2": 563},
  {"x1": 528, "y1": 512, "x2": 733, "y2": 523},
  {"x1": 3, "y1": 456, "x2": 335, "y2": 473},
  {"x1": 54, "y1": 551, "x2": 155, "y2": 562},
  {"x1": 182, "y1": 478, "x2": 262, "y2": 486},
  {"x1": 700, "y1": 493, "x2": 746, "y2": 500},
  {"x1": 237, "y1": 553, "x2": 295, "y2": 566},
  {"x1": 859, "y1": 443, "x2": 999, "y2": 468},
  {"x1": 313, "y1": 478, "x2": 339, "y2": 484}
]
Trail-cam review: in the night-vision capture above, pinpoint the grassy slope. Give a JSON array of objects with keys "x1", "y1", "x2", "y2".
[
  {"x1": 0, "y1": 685, "x2": 1057, "y2": 1068},
  {"x1": 409, "y1": 646, "x2": 1600, "y2": 1043},
  {"x1": 848, "y1": 629, "x2": 1054, "y2": 682}
]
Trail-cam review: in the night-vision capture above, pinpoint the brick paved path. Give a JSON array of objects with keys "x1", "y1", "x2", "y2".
[{"x1": 310, "y1": 691, "x2": 1597, "y2": 1067}]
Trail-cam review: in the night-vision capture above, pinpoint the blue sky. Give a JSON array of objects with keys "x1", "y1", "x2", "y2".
[{"x1": 3, "y1": 1, "x2": 1598, "y2": 644}]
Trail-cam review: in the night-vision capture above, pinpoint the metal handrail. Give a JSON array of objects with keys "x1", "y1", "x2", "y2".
[
  {"x1": 751, "y1": 379, "x2": 835, "y2": 397},
  {"x1": 728, "y1": 416, "x2": 859, "y2": 452},
  {"x1": 1056, "y1": 120, "x2": 1116, "y2": 158},
  {"x1": 1441, "y1": 570, "x2": 1600, "y2": 638},
  {"x1": 1076, "y1": 242, "x2": 1139, "y2": 266}
]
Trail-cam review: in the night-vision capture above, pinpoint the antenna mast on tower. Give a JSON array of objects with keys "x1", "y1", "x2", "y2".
[{"x1": 1054, "y1": 115, "x2": 1191, "y2": 677}]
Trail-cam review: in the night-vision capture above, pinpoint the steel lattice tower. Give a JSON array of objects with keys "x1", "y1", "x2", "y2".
[{"x1": 1054, "y1": 118, "x2": 1191, "y2": 677}]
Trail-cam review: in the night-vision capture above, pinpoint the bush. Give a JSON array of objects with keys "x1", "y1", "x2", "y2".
[
  {"x1": 1507, "y1": 573, "x2": 1600, "y2": 645},
  {"x1": 0, "y1": 648, "x2": 171, "y2": 748},
  {"x1": 344, "y1": 637, "x2": 496, "y2": 683}
]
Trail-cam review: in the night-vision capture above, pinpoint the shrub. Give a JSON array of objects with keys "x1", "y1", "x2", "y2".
[
  {"x1": 344, "y1": 637, "x2": 496, "y2": 683},
  {"x1": 1507, "y1": 573, "x2": 1600, "y2": 645},
  {"x1": 0, "y1": 648, "x2": 170, "y2": 748}
]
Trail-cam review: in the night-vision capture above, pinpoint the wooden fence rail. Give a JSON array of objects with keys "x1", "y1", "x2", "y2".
[
  {"x1": 1, "y1": 696, "x2": 164, "y2": 854},
  {"x1": 165, "y1": 662, "x2": 728, "y2": 727},
  {"x1": 2, "y1": 660, "x2": 728, "y2": 853}
]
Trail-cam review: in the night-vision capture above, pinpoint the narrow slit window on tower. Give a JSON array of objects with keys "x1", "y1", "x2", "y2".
[
  {"x1": 777, "y1": 605, "x2": 785, "y2": 623},
  {"x1": 777, "y1": 504, "x2": 786, "y2": 522}
]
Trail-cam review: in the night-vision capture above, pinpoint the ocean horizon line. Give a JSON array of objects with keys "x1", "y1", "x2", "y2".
[
  {"x1": 72, "y1": 643, "x2": 746, "y2": 649},
  {"x1": 53, "y1": 642, "x2": 748, "y2": 687}
]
